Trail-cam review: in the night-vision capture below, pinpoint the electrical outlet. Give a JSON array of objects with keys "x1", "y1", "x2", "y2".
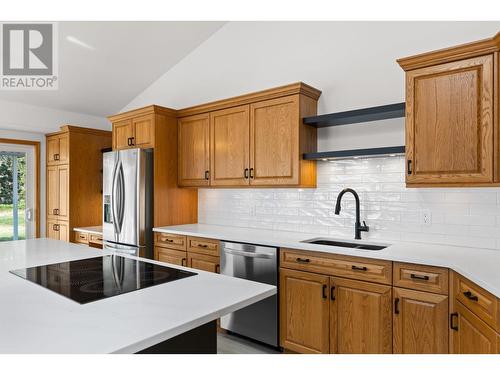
[{"x1": 421, "y1": 209, "x2": 432, "y2": 226}]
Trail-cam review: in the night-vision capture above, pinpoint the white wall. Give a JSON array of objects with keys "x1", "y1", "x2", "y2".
[
  {"x1": 122, "y1": 21, "x2": 500, "y2": 250},
  {"x1": 0, "y1": 100, "x2": 109, "y2": 237}
]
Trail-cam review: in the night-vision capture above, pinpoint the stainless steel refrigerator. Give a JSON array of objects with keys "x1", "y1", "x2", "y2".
[{"x1": 102, "y1": 148, "x2": 153, "y2": 258}]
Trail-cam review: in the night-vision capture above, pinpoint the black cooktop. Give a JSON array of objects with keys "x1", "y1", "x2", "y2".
[{"x1": 10, "y1": 255, "x2": 196, "y2": 304}]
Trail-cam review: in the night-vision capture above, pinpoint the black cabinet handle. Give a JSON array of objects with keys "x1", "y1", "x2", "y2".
[
  {"x1": 410, "y1": 273, "x2": 430, "y2": 281},
  {"x1": 244, "y1": 168, "x2": 249, "y2": 179},
  {"x1": 407, "y1": 159, "x2": 412, "y2": 175},
  {"x1": 463, "y1": 291, "x2": 479, "y2": 301},
  {"x1": 330, "y1": 286, "x2": 336, "y2": 301},
  {"x1": 351, "y1": 265, "x2": 368, "y2": 271},
  {"x1": 54, "y1": 153, "x2": 60, "y2": 161},
  {"x1": 215, "y1": 264, "x2": 220, "y2": 273},
  {"x1": 181, "y1": 258, "x2": 187, "y2": 267},
  {"x1": 130, "y1": 137, "x2": 135, "y2": 146},
  {"x1": 198, "y1": 244, "x2": 208, "y2": 248},
  {"x1": 296, "y1": 257, "x2": 310, "y2": 263},
  {"x1": 249, "y1": 168, "x2": 254, "y2": 179},
  {"x1": 52, "y1": 208, "x2": 57, "y2": 215},
  {"x1": 52, "y1": 224, "x2": 57, "y2": 231},
  {"x1": 394, "y1": 298, "x2": 400, "y2": 314},
  {"x1": 322, "y1": 284, "x2": 327, "y2": 299},
  {"x1": 204, "y1": 170, "x2": 210, "y2": 180},
  {"x1": 127, "y1": 137, "x2": 132, "y2": 146},
  {"x1": 165, "y1": 239, "x2": 174, "y2": 243},
  {"x1": 450, "y1": 312, "x2": 459, "y2": 331}
]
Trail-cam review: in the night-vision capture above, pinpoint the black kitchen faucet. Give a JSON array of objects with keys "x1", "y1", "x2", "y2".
[{"x1": 334, "y1": 188, "x2": 369, "y2": 240}]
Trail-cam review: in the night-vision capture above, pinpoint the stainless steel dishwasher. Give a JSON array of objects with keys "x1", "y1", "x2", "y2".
[{"x1": 220, "y1": 241, "x2": 278, "y2": 347}]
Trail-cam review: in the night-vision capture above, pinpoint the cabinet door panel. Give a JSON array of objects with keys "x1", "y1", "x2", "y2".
[
  {"x1": 57, "y1": 165, "x2": 69, "y2": 221},
  {"x1": 250, "y1": 96, "x2": 299, "y2": 185},
  {"x1": 113, "y1": 119, "x2": 133, "y2": 150},
  {"x1": 406, "y1": 55, "x2": 493, "y2": 184},
  {"x1": 330, "y1": 277, "x2": 392, "y2": 354},
  {"x1": 46, "y1": 137, "x2": 59, "y2": 165},
  {"x1": 393, "y1": 287, "x2": 448, "y2": 353},
  {"x1": 452, "y1": 301, "x2": 497, "y2": 354},
  {"x1": 187, "y1": 253, "x2": 219, "y2": 273},
  {"x1": 58, "y1": 134, "x2": 69, "y2": 164},
  {"x1": 133, "y1": 115, "x2": 154, "y2": 148},
  {"x1": 178, "y1": 114, "x2": 210, "y2": 186},
  {"x1": 155, "y1": 246, "x2": 187, "y2": 267},
  {"x1": 46, "y1": 219, "x2": 59, "y2": 240},
  {"x1": 58, "y1": 221, "x2": 69, "y2": 242},
  {"x1": 46, "y1": 166, "x2": 59, "y2": 220},
  {"x1": 210, "y1": 105, "x2": 250, "y2": 186},
  {"x1": 280, "y1": 268, "x2": 329, "y2": 354}
]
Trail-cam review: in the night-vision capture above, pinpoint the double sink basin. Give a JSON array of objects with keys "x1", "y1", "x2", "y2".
[{"x1": 302, "y1": 238, "x2": 388, "y2": 251}]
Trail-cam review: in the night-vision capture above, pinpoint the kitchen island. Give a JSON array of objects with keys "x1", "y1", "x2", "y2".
[{"x1": 0, "y1": 239, "x2": 276, "y2": 354}]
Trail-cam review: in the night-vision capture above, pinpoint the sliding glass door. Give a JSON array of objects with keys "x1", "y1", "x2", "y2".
[{"x1": 0, "y1": 142, "x2": 36, "y2": 241}]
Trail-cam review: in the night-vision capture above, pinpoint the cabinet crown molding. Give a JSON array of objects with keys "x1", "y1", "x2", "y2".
[
  {"x1": 177, "y1": 82, "x2": 322, "y2": 118},
  {"x1": 107, "y1": 105, "x2": 177, "y2": 122},
  {"x1": 397, "y1": 31, "x2": 500, "y2": 71},
  {"x1": 45, "y1": 125, "x2": 112, "y2": 137}
]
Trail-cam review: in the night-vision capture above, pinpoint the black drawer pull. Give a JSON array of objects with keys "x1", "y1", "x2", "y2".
[
  {"x1": 249, "y1": 168, "x2": 254, "y2": 179},
  {"x1": 407, "y1": 159, "x2": 412, "y2": 175},
  {"x1": 165, "y1": 239, "x2": 174, "y2": 243},
  {"x1": 330, "y1": 286, "x2": 336, "y2": 301},
  {"x1": 244, "y1": 168, "x2": 249, "y2": 179},
  {"x1": 296, "y1": 257, "x2": 310, "y2": 263},
  {"x1": 351, "y1": 265, "x2": 368, "y2": 271},
  {"x1": 410, "y1": 273, "x2": 430, "y2": 281},
  {"x1": 463, "y1": 291, "x2": 479, "y2": 301},
  {"x1": 204, "y1": 170, "x2": 210, "y2": 180},
  {"x1": 322, "y1": 284, "x2": 327, "y2": 299},
  {"x1": 394, "y1": 298, "x2": 400, "y2": 314},
  {"x1": 198, "y1": 244, "x2": 208, "y2": 248},
  {"x1": 450, "y1": 312, "x2": 459, "y2": 331}
]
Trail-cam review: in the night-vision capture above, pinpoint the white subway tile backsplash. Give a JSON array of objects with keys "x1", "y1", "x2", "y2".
[{"x1": 198, "y1": 156, "x2": 500, "y2": 250}]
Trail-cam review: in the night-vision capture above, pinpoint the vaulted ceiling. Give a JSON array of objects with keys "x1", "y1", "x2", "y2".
[{"x1": 0, "y1": 21, "x2": 226, "y2": 117}]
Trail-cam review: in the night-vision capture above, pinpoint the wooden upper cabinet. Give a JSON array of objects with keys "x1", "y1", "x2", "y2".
[
  {"x1": 133, "y1": 114, "x2": 154, "y2": 148},
  {"x1": 452, "y1": 301, "x2": 498, "y2": 354},
  {"x1": 47, "y1": 133, "x2": 69, "y2": 165},
  {"x1": 176, "y1": 82, "x2": 321, "y2": 188},
  {"x1": 178, "y1": 113, "x2": 210, "y2": 186},
  {"x1": 393, "y1": 287, "x2": 448, "y2": 354},
  {"x1": 112, "y1": 119, "x2": 133, "y2": 150},
  {"x1": 280, "y1": 268, "x2": 330, "y2": 354},
  {"x1": 398, "y1": 33, "x2": 500, "y2": 186},
  {"x1": 330, "y1": 277, "x2": 392, "y2": 354},
  {"x1": 250, "y1": 96, "x2": 299, "y2": 186},
  {"x1": 210, "y1": 105, "x2": 250, "y2": 186}
]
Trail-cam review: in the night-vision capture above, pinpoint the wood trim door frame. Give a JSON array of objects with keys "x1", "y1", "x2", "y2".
[{"x1": 0, "y1": 138, "x2": 41, "y2": 238}]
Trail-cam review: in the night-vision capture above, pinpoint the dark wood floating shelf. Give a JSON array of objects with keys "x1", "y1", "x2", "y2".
[
  {"x1": 303, "y1": 102, "x2": 406, "y2": 128},
  {"x1": 303, "y1": 146, "x2": 406, "y2": 160}
]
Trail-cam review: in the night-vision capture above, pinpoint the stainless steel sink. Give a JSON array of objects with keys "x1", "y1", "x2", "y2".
[{"x1": 301, "y1": 238, "x2": 388, "y2": 251}]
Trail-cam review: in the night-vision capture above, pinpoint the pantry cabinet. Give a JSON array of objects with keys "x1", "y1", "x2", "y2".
[
  {"x1": 393, "y1": 287, "x2": 449, "y2": 353},
  {"x1": 177, "y1": 82, "x2": 321, "y2": 188},
  {"x1": 398, "y1": 32, "x2": 500, "y2": 186},
  {"x1": 45, "y1": 126, "x2": 111, "y2": 242}
]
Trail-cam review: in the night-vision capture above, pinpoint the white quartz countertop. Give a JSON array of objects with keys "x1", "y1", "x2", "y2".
[
  {"x1": 73, "y1": 226, "x2": 103, "y2": 235},
  {"x1": 0, "y1": 238, "x2": 275, "y2": 354},
  {"x1": 154, "y1": 224, "x2": 500, "y2": 298}
]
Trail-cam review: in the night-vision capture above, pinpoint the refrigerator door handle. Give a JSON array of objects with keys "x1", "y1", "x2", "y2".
[{"x1": 115, "y1": 161, "x2": 125, "y2": 233}]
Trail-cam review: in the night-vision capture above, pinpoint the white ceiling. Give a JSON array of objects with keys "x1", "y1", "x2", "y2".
[{"x1": 0, "y1": 21, "x2": 226, "y2": 117}]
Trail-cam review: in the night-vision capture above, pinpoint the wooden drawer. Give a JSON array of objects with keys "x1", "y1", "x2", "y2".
[
  {"x1": 155, "y1": 232, "x2": 186, "y2": 251},
  {"x1": 187, "y1": 253, "x2": 220, "y2": 273},
  {"x1": 393, "y1": 262, "x2": 449, "y2": 295},
  {"x1": 454, "y1": 272, "x2": 499, "y2": 332},
  {"x1": 74, "y1": 231, "x2": 88, "y2": 244},
  {"x1": 187, "y1": 236, "x2": 220, "y2": 257},
  {"x1": 155, "y1": 246, "x2": 187, "y2": 267},
  {"x1": 280, "y1": 248, "x2": 392, "y2": 285},
  {"x1": 89, "y1": 233, "x2": 102, "y2": 244}
]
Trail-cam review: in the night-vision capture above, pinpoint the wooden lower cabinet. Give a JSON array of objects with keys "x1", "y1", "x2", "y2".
[
  {"x1": 187, "y1": 253, "x2": 220, "y2": 273},
  {"x1": 451, "y1": 301, "x2": 498, "y2": 354},
  {"x1": 280, "y1": 268, "x2": 330, "y2": 354},
  {"x1": 46, "y1": 220, "x2": 69, "y2": 241},
  {"x1": 330, "y1": 277, "x2": 392, "y2": 354},
  {"x1": 393, "y1": 287, "x2": 448, "y2": 353},
  {"x1": 155, "y1": 246, "x2": 187, "y2": 267}
]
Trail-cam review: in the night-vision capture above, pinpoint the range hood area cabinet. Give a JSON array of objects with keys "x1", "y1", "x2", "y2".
[
  {"x1": 177, "y1": 82, "x2": 322, "y2": 188},
  {"x1": 398, "y1": 32, "x2": 500, "y2": 187},
  {"x1": 45, "y1": 126, "x2": 111, "y2": 242},
  {"x1": 108, "y1": 106, "x2": 198, "y2": 227}
]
